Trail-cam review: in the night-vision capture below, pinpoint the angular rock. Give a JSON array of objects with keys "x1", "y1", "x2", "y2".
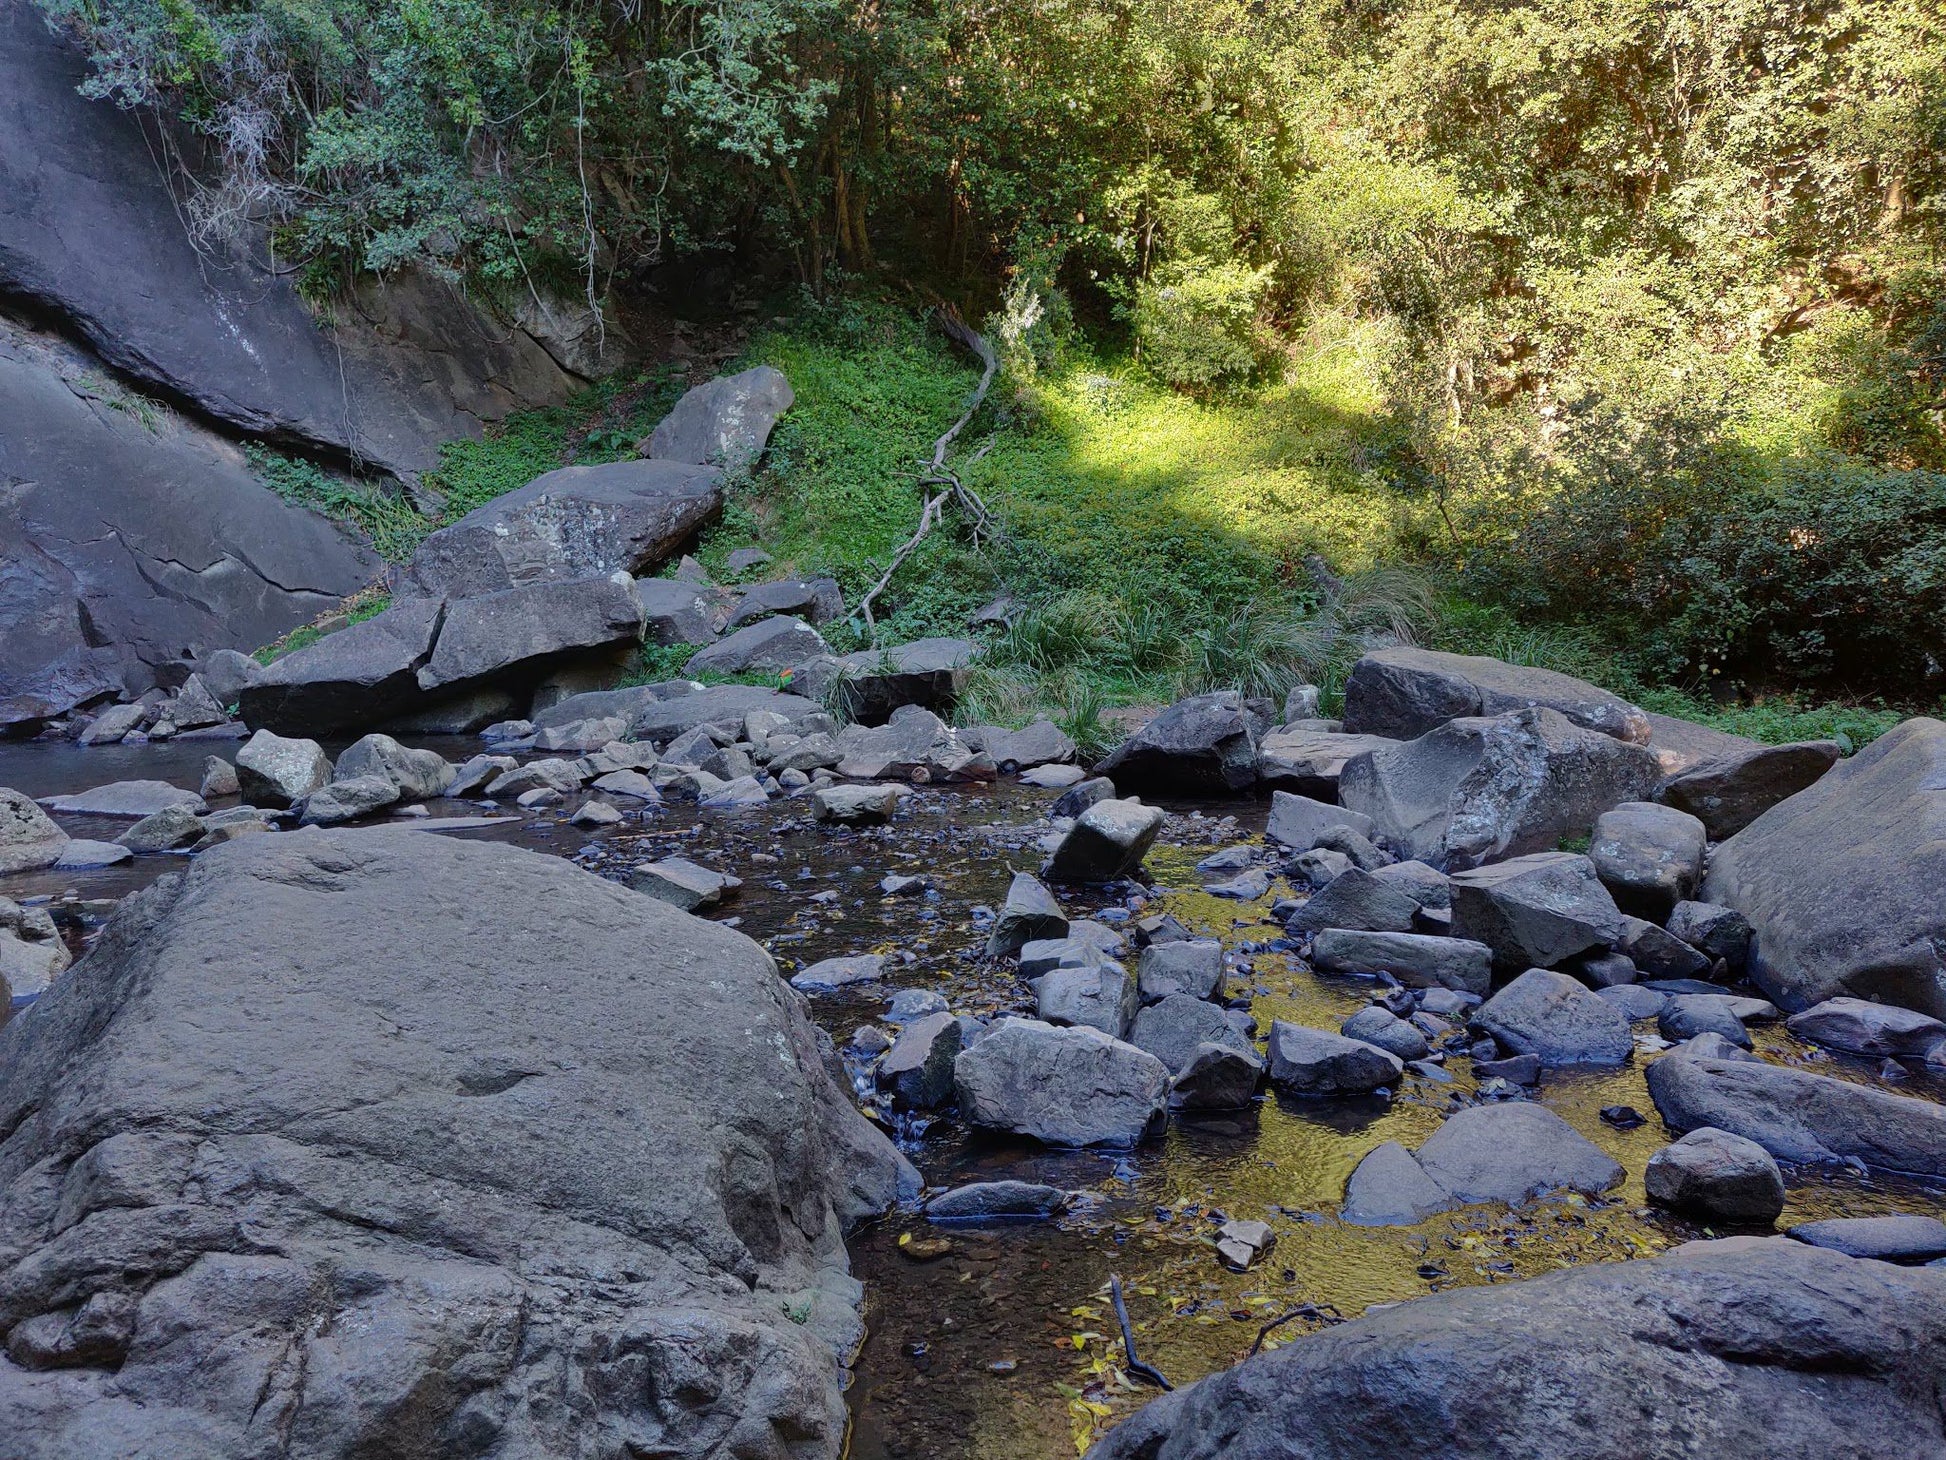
[
  {"x1": 645, "y1": 365, "x2": 793, "y2": 468},
  {"x1": 298, "y1": 775, "x2": 401, "y2": 827},
  {"x1": 828, "y1": 638, "x2": 980, "y2": 724},
  {"x1": 1019, "y1": 763, "x2": 1087, "y2": 788},
  {"x1": 1368, "y1": 859, "x2": 1452, "y2": 909},
  {"x1": 1265, "y1": 1021, "x2": 1403, "y2": 1095},
  {"x1": 1449, "y1": 852, "x2": 1627, "y2": 975},
  {"x1": 1617, "y1": 915, "x2": 1714, "y2": 981},
  {"x1": 334, "y1": 734, "x2": 456, "y2": 801},
  {"x1": 1308, "y1": 929, "x2": 1492, "y2": 994},
  {"x1": 1097, "y1": 691, "x2": 1261, "y2": 795},
  {"x1": 987, "y1": 873, "x2": 1068, "y2": 957},
  {"x1": 1042, "y1": 798, "x2": 1165, "y2": 884},
  {"x1": 1590, "y1": 801, "x2": 1706, "y2": 921},
  {"x1": 1666, "y1": 899, "x2": 1753, "y2": 971},
  {"x1": 791, "y1": 955, "x2": 886, "y2": 992},
  {"x1": 408, "y1": 459, "x2": 722, "y2": 598},
  {"x1": 1660, "y1": 995, "x2": 1754, "y2": 1048},
  {"x1": 1703, "y1": 718, "x2": 1946, "y2": 1015},
  {"x1": 168, "y1": 675, "x2": 228, "y2": 731},
  {"x1": 534, "y1": 716, "x2": 632, "y2": 754},
  {"x1": 1341, "y1": 1140, "x2": 1453, "y2": 1225},
  {"x1": 835, "y1": 707, "x2": 991, "y2": 783},
  {"x1": 418, "y1": 575, "x2": 646, "y2": 699},
  {"x1": 1287, "y1": 868, "x2": 1421, "y2": 936},
  {"x1": 685, "y1": 615, "x2": 831, "y2": 678},
  {"x1": 1034, "y1": 963, "x2": 1139, "y2": 1039},
  {"x1": 1051, "y1": 776, "x2": 1116, "y2": 820},
  {"x1": 1785, "y1": 997, "x2": 1946, "y2": 1061},
  {"x1": 699, "y1": 774, "x2": 770, "y2": 810},
  {"x1": 1257, "y1": 728, "x2": 1398, "y2": 799},
  {"x1": 953, "y1": 1019, "x2": 1169, "y2": 1147},
  {"x1": 1786, "y1": 1215, "x2": 1946, "y2": 1264},
  {"x1": 0, "y1": 789, "x2": 68, "y2": 875},
  {"x1": 629, "y1": 857, "x2": 741, "y2": 912},
  {"x1": 569, "y1": 800, "x2": 623, "y2": 828},
  {"x1": 239, "y1": 598, "x2": 444, "y2": 736},
  {"x1": 1168, "y1": 1043, "x2": 1265, "y2": 1111},
  {"x1": 1596, "y1": 984, "x2": 1670, "y2": 1022},
  {"x1": 115, "y1": 804, "x2": 204, "y2": 854},
  {"x1": 1265, "y1": 790, "x2": 1374, "y2": 850},
  {"x1": 727, "y1": 577, "x2": 844, "y2": 629},
  {"x1": 814, "y1": 784, "x2": 901, "y2": 825},
  {"x1": 1342, "y1": 646, "x2": 1652, "y2": 744},
  {"x1": 1413, "y1": 1102, "x2": 1624, "y2": 1204},
  {"x1": 198, "y1": 756, "x2": 240, "y2": 800},
  {"x1": 1131, "y1": 994, "x2": 1253, "y2": 1074},
  {"x1": 1645, "y1": 1128, "x2": 1786, "y2": 1225},
  {"x1": 51, "y1": 839, "x2": 129, "y2": 870},
  {"x1": 196, "y1": 651, "x2": 263, "y2": 713},
  {"x1": 1340, "y1": 707, "x2": 1661, "y2": 870},
  {"x1": 0, "y1": 896, "x2": 69, "y2": 1000},
  {"x1": 877, "y1": 1012, "x2": 963, "y2": 1110},
  {"x1": 1137, "y1": 940, "x2": 1226, "y2": 1003},
  {"x1": 636, "y1": 578, "x2": 732, "y2": 646},
  {"x1": 979, "y1": 720, "x2": 1076, "y2": 771},
  {"x1": 485, "y1": 758, "x2": 586, "y2": 799},
  {"x1": 1659, "y1": 739, "x2": 1842, "y2": 840},
  {"x1": 1472, "y1": 968, "x2": 1633, "y2": 1067},
  {"x1": 77, "y1": 702, "x2": 144, "y2": 746}
]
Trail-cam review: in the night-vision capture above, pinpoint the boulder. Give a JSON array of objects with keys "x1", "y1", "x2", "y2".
[
  {"x1": 167, "y1": 676, "x2": 228, "y2": 732},
  {"x1": 76, "y1": 703, "x2": 144, "y2": 746},
  {"x1": 987, "y1": 873, "x2": 1069, "y2": 957},
  {"x1": 1086, "y1": 1240, "x2": 1946, "y2": 1460},
  {"x1": 876, "y1": 1012, "x2": 963, "y2": 1110},
  {"x1": 1412, "y1": 1102, "x2": 1625, "y2": 1204},
  {"x1": 1096, "y1": 691, "x2": 1261, "y2": 795},
  {"x1": 1265, "y1": 790, "x2": 1374, "y2": 849},
  {"x1": 727, "y1": 577, "x2": 844, "y2": 629},
  {"x1": 924, "y1": 1181, "x2": 1070, "y2": 1222},
  {"x1": 1449, "y1": 852, "x2": 1627, "y2": 975},
  {"x1": 1265, "y1": 1021, "x2": 1403, "y2": 1095},
  {"x1": 50, "y1": 838, "x2": 130, "y2": 870},
  {"x1": 1785, "y1": 997, "x2": 1946, "y2": 1061},
  {"x1": 115, "y1": 804, "x2": 204, "y2": 854},
  {"x1": 1130, "y1": 994, "x2": 1253, "y2": 1074},
  {"x1": 238, "y1": 598, "x2": 444, "y2": 736},
  {"x1": 1645, "y1": 1128, "x2": 1786, "y2": 1225},
  {"x1": 1660, "y1": 995, "x2": 1754, "y2": 1048},
  {"x1": 629, "y1": 857, "x2": 741, "y2": 912},
  {"x1": 828, "y1": 638, "x2": 980, "y2": 724},
  {"x1": 298, "y1": 774, "x2": 401, "y2": 826},
  {"x1": 1644, "y1": 711, "x2": 1764, "y2": 777},
  {"x1": 0, "y1": 789, "x2": 67, "y2": 875},
  {"x1": 0, "y1": 895, "x2": 69, "y2": 1000},
  {"x1": 1019, "y1": 763, "x2": 1086, "y2": 788},
  {"x1": 1368, "y1": 859, "x2": 1452, "y2": 908},
  {"x1": 1256, "y1": 728, "x2": 1398, "y2": 799},
  {"x1": 622, "y1": 685, "x2": 823, "y2": 745},
  {"x1": 644, "y1": 365, "x2": 794, "y2": 468},
  {"x1": 234, "y1": 731, "x2": 332, "y2": 808},
  {"x1": 1034, "y1": 964, "x2": 1139, "y2": 1039},
  {"x1": 1340, "y1": 1006, "x2": 1429, "y2": 1061},
  {"x1": 1339, "y1": 707, "x2": 1661, "y2": 870},
  {"x1": 416, "y1": 575, "x2": 646, "y2": 698},
  {"x1": 1342, "y1": 646, "x2": 1652, "y2": 744},
  {"x1": 1042, "y1": 799, "x2": 1165, "y2": 884},
  {"x1": 334, "y1": 734, "x2": 456, "y2": 801},
  {"x1": 1589, "y1": 801, "x2": 1706, "y2": 920},
  {"x1": 790, "y1": 955, "x2": 886, "y2": 992},
  {"x1": 1472, "y1": 968, "x2": 1633, "y2": 1067},
  {"x1": 953, "y1": 1019, "x2": 1170, "y2": 1147},
  {"x1": 1168, "y1": 1043, "x2": 1265, "y2": 1111},
  {"x1": 197, "y1": 651, "x2": 262, "y2": 713},
  {"x1": 1666, "y1": 899, "x2": 1753, "y2": 971},
  {"x1": 407, "y1": 460, "x2": 722, "y2": 598},
  {"x1": 1341, "y1": 1140, "x2": 1453, "y2": 1225},
  {"x1": 484, "y1": 758, "x2": 586, "y2": 799},
  {"x1": 1786, "y1": 1215, "x2": 1946, "y2": 1265},
  {"x1": 814, "y1": 784, "x2": 902, "y2": 825},
  {"x1": 636, "y1": 578, "x2": 732, "y2": 646},
  {"x1": 1616, "y1": 916, "x2": 1714, "y2": 981},
  {"x1": 685, "y1": 615, "x2": 830, "y2": 678},
  {"x1": 1659, "y1": 739, "x2": 1842, "y2": 839},
  {"x1": 1646, "y1": 1044, "x2": 1946, "y2": 1175},
  {"x1": 40, "y1": 780, "x2": 206, "y2": 819},
  {"x1": 1051, "y1": 777, "x2": 1116, "y2": 820},
  {"x1": 1597, "y1": 984, "x2": 1670, "y2": 1022},
  {"x1": 1136, "y1": 940, "x2": 1226, "y2": 1003},
  {"x1": 1286, "y1": 868, "x2": 1421, "y2": 936},
  {"x1": 835, "y1": 707, "x2": 992, "y2": 783},
  {"x1": 979, "y1": 720, "x2": 1076, "y2": 770},
  {"x1": 1703, "y1": 718, "x2": 1946, "y2": 1015},
  {"x1": 1308, "y1": 929, "x2": 1490, "y2": 993},
  {"x1": 0, "y1": 827, "x2": 906, "y2": 1459}
]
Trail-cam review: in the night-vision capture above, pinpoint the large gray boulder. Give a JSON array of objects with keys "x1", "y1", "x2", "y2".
[
  {"x1": 1042, "y1": 798, "x2": 1165, "y2": 884},
  {"x1": 416, "y1": 575, "x2": 645, "y2": 697},
  {"x1": 40, "y1": 780, "x2": 205, "y2": 818},
  {"x1": 1647, "y1": 1043, "x2": 1946, "y2": 1175},
  {"x1": 1309, "y1": 929, "x2": 1492, "y2": 994},
  {"x1": 1265, "y1": 790, "x2": 1374, "y2": 849},
  {"x1": 1342, "y1": 646, "x2": 1652, "y2": 744},
  {"x1": 0, "y1": 894, "x2": 69, "y2": 1004},
  {"x1": 0, "y1": 789, "x2": 67, "y2": 875},
  {"x1": 1265, "y1": 1022, "x2": 1402, "y2": 1094},
  {"x1": 828, "y1": 638, "x2": 979, "y2": 724},
  {"x1": 644, "y1": 365, "x2": 794, "y2": 469},
  {"x1": 1449, "y1": 852, "x2": 1628, "y2": 975},
  {"x1": 1645, "y1": 1128, "x2": 1786, "y2": 1225},
  {"x1": 1589, "y1": 801, "x2": 1706, "y2": 921},
  {"x1": 1256, "y1": 728, "x2": 1399, "y2": 799},
  {"x1": 0, "y1": 827, "x2": 909, "y2": 1459},
  {"x1": 1096, "y1": 692, "x2": 1261, "y2": 795},
  {"x1": 727, "y1": 577, "x2": 844, "y2": 629},
  {"x1": 1704, "y1": 718, "x2": 1946, "y2": 1016},
  {"x1": 234, "y1": 730, "x2": 331, "y2": 808},
  {"x1": 1083, "y1": 1239, "x2": 1946, "y2": 1460},
  {"x1": 407, "y1": 459, "x2": 722, "y2": 598},
  {"x1": 1472, "y1": 968, "x2": 1633, "y2": 1067},
  {"x1": 1784, "y1": 997, "x2": 1946, "y2": 1061},
  {"x1": 953, "y1": 1019, "x2": 1169, "y2": 1147},
  {"x1": 1658, "y1": 738, "x2": 1842, "y2": 840},
  {"x1": 836, "y1": 706, "x2": 992, "y2": 782},
  {"x1": 1286, "y1": 868, "x2": 1421, "y2": 936},
  {"x1": 1412, "y1": 1101, "x2": 1624, "y2": 1204},
  {"x1": 636, "y1": 578, "x2": 732, "y2": 645},
  {"x1": 684, "y1": 615, "x2": 829, "y2": 677},
  {"x1": 1130, "y1": 995, "x2": 1254, "y2": 1074},
  {"x1": 1339, "y1": 707, "x2": 1661, "y2": 869},
  {"x1": 333, "y1": 734, "x2": 456, "y2": 802},
  {"x1": 238, "y1": 597, "x2": 445, "y2": 736}
]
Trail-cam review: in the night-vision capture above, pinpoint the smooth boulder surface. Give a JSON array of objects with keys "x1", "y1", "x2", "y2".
[
  {"x1": 1704, "y1": 717, "x2": 1946, "y2": 1016},
  {"x1": 415, "y1": 575, "x2": 646, "y2": 697},
  {"x1": 238, "y1": 597, "x2": 445, "y2": 736},
  {"x1": 1785, "y1": 997, "x2": 1946, "y2": 1061},
  {"x1": 1449, "y1": 852, "x2": 1627, "y2": 975},
  {"x1": 0, "y1": 790, "x2": 67, "y2": 875},
  {"x1": 0, "y1": 828, "x2": 908, "y2": 1460},
  {"x1": 1131, "y1": 995, "x2": 1254, "y2": 1074},
  {"x1": 1042, "y1": 798, "x2": 1166, "y2": 884},
  {"x1": 1096, "y1": 692, "x2": 1261, "y2": 795},
  {"x1": 1286, "y1": 868, "x2": 1421, "y2": 936},
  {"x1": 1659, "y1": 738, "x2": 1842, "y2": 840},
  {"x1": 1341, "y1": 646, "x2": 1652, "y2": 744},
  {"x1": 1472, "y1": 968, "x2": 1634, "y2": 1067},
  {"x1": 1787, "y1": 1215, "x2": 1946, "y2": 1264},
  {"x1": 1265, "y1": 1022, "x2": 1403, "y2": 1095},
  {"x1": 1309, "y1": 929, "x2": 1491, "y2": 994},
  {"x1": 685, "y1": 615, "x2": 831, "y2": 678},
  {"x1": 1340, "y1": 1140, "x2": 1453, "y2": 1225},
  {"x1": 644, "y1": 365, "x2": 794, "y2": 468},
  {"x1": 1645, "y1": 1128, "x2": 1786, "y2": 1224},
  {"x1": 1411, "y1": 1102, "x2": 1625, "y2": 1205},
  {"x1": 1339, "y1": 707, "x2": 1661, "y2": 869},
  {"x1": 987, "y1": 873, "x2": 1068, "y2": 957},
  {"x1": 1589, "y1": 801, "x2": 1706, "y2": 921},
  {"x1": 953, "y1": 1019, "x2": 1170, "y2": 1148},
  {"x1": 726, "y1": 577, "x2": 844, "y2": 629},
  {"x1": 407, "y1": 459, "x2": 723, "y2": 598},
  {"x1": 39, "y1": 780, "x2": 205, "y2": 819},
  {"x1": 1083, "y1": 1239, "x2": 1946, "y2": 1460}
]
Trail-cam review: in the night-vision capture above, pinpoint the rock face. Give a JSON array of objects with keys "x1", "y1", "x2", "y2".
[
  {"x1": 645, "y1": 366, "x2": 794, "y2": 468},
  {"x1": 1704, "y1": 718, "x2": 1946, "y2": 1016},
  {"x1": 1339, "y1": 707, "x2": 1661, "y2": 869},
  {"x1": 953, "y1": 1019, "x2": 1169, "y2": 1147},
  {"x1": 1084, "y1": 1239, "x2": 1946, "y2": 1460},
  {"x1": 1096, "y1": 692, "x2": 1261, "y2": 795},
  {"x1": 239, "y1": 598, "x2": 445, "y2": 736},
  {"x1": 0, "y1": 827, "x2": 907, "y2": 1459},
  {"x1": 407, "y1": 460, "x2": 723, "y2": 598},
  {"x1": 1658, "y1": 738, "x2": 1841, "y2": 840},
  {"x1": 1341, "y1": 647, "x2": 1652, "y2": 744}
]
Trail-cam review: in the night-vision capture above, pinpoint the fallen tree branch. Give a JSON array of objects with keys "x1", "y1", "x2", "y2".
[{"x1": 1110, "y1": 1274, "x2": 1173, "y2": 1390}]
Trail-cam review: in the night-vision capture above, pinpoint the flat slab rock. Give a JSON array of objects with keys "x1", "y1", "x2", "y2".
[{"x1": 0, "y1": 827, "x2": 911, "y2": 1460}]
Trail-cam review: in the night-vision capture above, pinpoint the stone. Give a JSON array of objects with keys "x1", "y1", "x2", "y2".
[
  {"x1": 726, "y1": 547, "x2": 774, "y2": 575},
  {"x1": 1256, "y1": 728, "x2": 1398, "y2": 799},
  {"x1": 0, "y1": 895, "x2": 69, "y2": 999},
  {"x1": 112, "y1": 802, "x2": 202, "y2": 854},
  {"x1": 1282, "y1": 684, "x2": 1322, "y2": 722},
  {"x1": 987, "y1": 873, "x2": 1068, "y2": 957},
  {"x1": 727, "y1": 577, "x2": 845, "y2": 628},
  {"x1": 685, "y1": 615, "x2": 831, "y2": 678},
  {"x1": 827, "y1": 638, "x2": 980, "y2": 724},
  {"x1": 569, "y1": 800, "x2": 624, "y2": 828},
  {"x1": 1312, "y1": 823, "x2": 1389, "y2": 871},
  {"x1": 238, "y1": 598, "x2": 445, "y2": 736},
  {"x1": 1096, "y1": 691, "x2": 1261, "y2": 795},
  {"x1": 1339, "y1": 707, "x2": 1662, "y2": 870},
  {"x1": 1265, "y1": 790, "x2": 1374, "y2": 849},
  {"x1": 1168, "y1": 1043, "x2": 1265, "y2": 1111},
  {"x1": 1308, "y1": 929, "x2": 1492, "y2": 994},
  {"x1": 1617, "y1": 916, "x2": 1714, "y2": 980},
  {"x1": 1590, "y1": 801, "x2": 1706, "y2": 920},
  {"x1": 197, "y1": 650, "x2": 263, "y2": 712},
  {"x1": 1341, "y1": 1140, "x2": 1452, "y2": 1225},
  {"x1": 1660, "y1": 995, "x2": 1754, "y2": 1048},
  {"x1": 1368, "y1": 859, "x2": 1452, "y2": 908},
  {"x1": 1215, "y1": 1218, "x2": 1275, "y2": 1272},
  {"x1": 1342, "y1": 646, "x2": 1652, "y2": 744},
  {"x1": 1034, "y1": 964, "x2": 1139, "y2": 1039},
  {"x1": 198, "y1": 756, "x2": 239, "y2": 800},
  {"x1": 791, "y1": 955, "x2": 887, "y2": 991},
  {"x1": 169, "y1": 675, "x2": 228, "y2": 731},
  {"x1": 1340, "y1": 1006, "x2": 1429, "y2": 1061},
  {"x1": 1646, "y1": 1043, "x2": 1946, "y2": 1175},
  {"x1": 41, "y1": 779, "x2": 207, "y2": 819},
  {"x1": 1645, "y1": 711, "x2": 1766, "y2": 777},
  {"x1": 0, "y1": 826, "x2": 905, "y2": 1458},
  {"x1": 835, "y1": 707, "x2": 992, "y2": 783},
  {"x1": 1042, "y1": 798, "x2": 1166, "y2": 884},
  {"x1": 1131, "y1": 994, "x2": 1253, "y2": 1074},
  {"x1": 1414, "y1": 1102, "x2": 1625, "y2": 1204},
  {"x1": 77, "y1": 703, "x2": 144, "y2": 746},
  {"x1": 1666, "y1": 899, "x2": 1754, "y2": 971},
  {"x1": 1084, "y1": 1240, "x2": 1946, "y2": 1460},
  {"x1": 1205, "y1": 868, "x2": 1271, "y2": 900},
  {"x1": 1645, "y1": 1128, "x2": 1786, "y2": 1224},
  {"x1": 629, "y1": 857, "x2": 741, "y2": 912},
  {"x1": 1020, "y1": 937, "x2": 1110, "y2": 979},
  {"x1": 699, "y1": 774, "x2": 770, "y2": 810},
  {"x1": 1596, "y1": 984, "x2": 1670, "y2": 1022},
  {"x1": 953, "y1": 1018, "x2": 1170, "y2": 1147},
  {"x1": 51, "y1": 839, "x2": 130, "y2": 870},
  {"x1": 1785, "y1": 997, "x2": 1946, "y2": 1061},
  {"x1": 768, "y1": 732, "x2": 845, "y2": 774},
  {"x1": 1473, "y1": 968, "x2": 1633, "y2": 1067},
  {"x1": 1659, "y1": 739, "x2": 1843, "y2": 840},
  {"x1": 1051, "y1": 776, "x2": 1117, "y2": 820},
  {"x1": 1137, "y1": 939, "x2": 1226, "y2": 1003},
  {"x1": 418, "y1": 576, "x2": 648, "y2": 700},
  {"x1": 295, "y1": 775, "x2": 398, "y2": 826},
  {"x1": 1449, "y1": 852, "x2": 1627, "y2": 975},
  {"x1": 644, "y1": 365, "x2": 794, "y2": 469},
  {"x1": 334, "y1": 733, "x2": 457, "y2": 801},
  {"x1": 1287, "y1": 848, "x2": 1353, "y2": 887},
  {"x1": 1286, "y1": 868, "x2": 1421, "y2": 936},
  {"x1": 1786, "y1": 1215, "x2": 1946, "y2": 1264},
  {"x1": 636, "y1": 578, "x2": 732, "y2": 646},
  {"x1": 877, "y1": 1013, "x2": 963, "y2": 1110},
  {"x1": 591, "y1": 769, "x2": 658, "y2": 801},
  {"x1": 924, "y1": 1182, "x2": 1070, "y2": 1221},
  {"x1": 814, "y1": 784, "x2": 902, "y2": 825},
  {"x1": 1265, "y1": 1021, "x2": 1403, "y2": 1095},
  {"x1": 1703, "y1": 719, "x2": 1946, "y2": 1015},
  {"x1": 534, "y1": 717, "x2": 633, "y2": 754},
  {"x1": 0, "y1": 789, "x2": 68, "y2": 874},
  {"x1": 980, "y1": 719, "x2": 1076, "y2": 770},
  {"x1": 1020, "y1": 763, "x2": 1087, "y2": 788},
  {"x1": 407, "y1": 459, "x2": 723, "y2": 599}
]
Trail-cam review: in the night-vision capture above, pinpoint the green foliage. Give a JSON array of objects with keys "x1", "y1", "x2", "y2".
[
  {"x1": 254, "y1": 591, "x2": 390, "y2": 663},
  {"x1": 246, "y1": 447, "x2": 428, "y2": 561}
]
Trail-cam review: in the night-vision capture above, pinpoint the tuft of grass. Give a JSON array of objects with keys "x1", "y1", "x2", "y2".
[
  {"x1": 247, "y1": 448, "x2": 430, "y2": 562},
  {"x1": 254, "y1": 589, "x2": 391, "y2": 663}
]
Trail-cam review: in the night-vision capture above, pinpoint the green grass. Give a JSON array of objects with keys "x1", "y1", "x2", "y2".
[{"x1": 254, "y1": 590, "x2": 391, "y2": 664}]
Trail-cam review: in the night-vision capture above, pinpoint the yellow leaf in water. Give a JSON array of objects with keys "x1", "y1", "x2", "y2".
[
  {"x1": 1072, "y1": 1334, "x2": 1087, "y2": 1350},
  {"x1": 1137, "y1": 1286, "x2": 1157, "y2": 1296},
  {"x1": 897, "y1": 1233, "x2": 911, "y2": 1247}
]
